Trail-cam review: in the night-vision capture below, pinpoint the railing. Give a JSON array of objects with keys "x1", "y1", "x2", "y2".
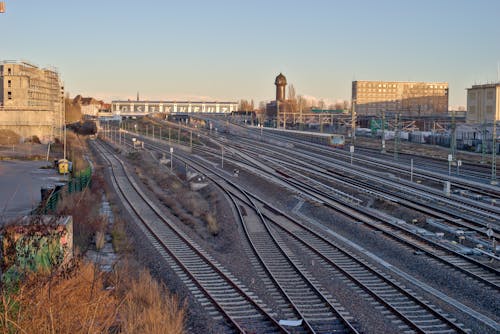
[{"x1": 32, "y1": 166, "x2": 93, "y2": 215}]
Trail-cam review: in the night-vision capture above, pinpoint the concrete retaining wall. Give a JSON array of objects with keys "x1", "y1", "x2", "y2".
[{"x1": 0, "y1": 109, "x2": 62, "y2": 143}]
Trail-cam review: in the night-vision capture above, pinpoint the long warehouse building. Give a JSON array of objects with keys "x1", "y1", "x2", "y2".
[{"x1": 112, "y1": 100, "x2": 238, "y2": 117}]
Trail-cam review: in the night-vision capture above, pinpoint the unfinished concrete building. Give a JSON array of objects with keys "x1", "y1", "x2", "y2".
[
  {"x1": 0, "y1": 61, "x2": 64, "y2": 143},
  {"x1": 352, "y1": 80, "x2": 449, "y2": 116},
  {"x1": 466, "y1": 83, "x2": 500, "y2": 124}
]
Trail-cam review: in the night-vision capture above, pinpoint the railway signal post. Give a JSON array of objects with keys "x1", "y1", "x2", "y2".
[
  {"x1": 448, "y1": 154, "x2": 452, "y2": 176},
  {"x1": 221, "y1": 146, "x2": 225, "y2": 169},
  {"x1": 410, "y1": 159, "x2": 414, "y2": 182},
  {"x1": 170, "y1": 147, "x2": 173, "y2": 171}
]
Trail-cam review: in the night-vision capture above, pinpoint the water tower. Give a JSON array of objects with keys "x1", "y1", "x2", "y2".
[{"x1": 275, "y1": 73, "x2": 287, "y2": 102}]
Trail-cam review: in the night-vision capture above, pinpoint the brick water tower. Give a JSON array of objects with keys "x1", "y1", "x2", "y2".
[{"x1": 275, "y1": 73, "x2": 287, "y2": 102}]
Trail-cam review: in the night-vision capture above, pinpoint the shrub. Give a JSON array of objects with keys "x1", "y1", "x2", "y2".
[
  {"x1": 56, "y1": 192, "x2": 104, "y2": 254},
  {"x1": 111, "y1": 219, "x2": 131, "y2": 253},
  {"x1": 205, "y1": 213, "x2": 220, "y2": 236}
]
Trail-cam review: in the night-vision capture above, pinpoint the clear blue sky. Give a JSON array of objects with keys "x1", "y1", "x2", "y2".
[{"x1": 2, "y1": 0, "x2": 499, "y2": 106}]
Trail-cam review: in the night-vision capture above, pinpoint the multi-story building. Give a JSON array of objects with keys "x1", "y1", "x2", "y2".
[
  {"x1": 466, "y1": 83, "x2": 500, "y2": 124},
  {"x1": 0, "y1": 61, "x2": 64, "y2": 142},
  {"x1": 352, "y1": 80, "x2": 448, "y2": 116},
  {"x1": 73, "y1": 95, "x2": 103, "y2": 117}
]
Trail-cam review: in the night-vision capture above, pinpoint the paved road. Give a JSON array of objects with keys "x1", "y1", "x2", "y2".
[{"x1": 0, "y1": 160, "x2": 64, "y2": 222}]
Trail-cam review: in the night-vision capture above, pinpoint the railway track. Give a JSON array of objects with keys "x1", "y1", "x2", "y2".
[
  {"x1": 91, "y1": 139, "x2": 289, "y2": 334},
  {"x1": 133, "y1": 137, "x2": 360, "y2": 333},
  {"x1": 143, "y1": 139, "x2": 473, "y2": 334},
  {"x1": 234, "y1": 194, "x2": 359, "y2": 333},
  {"x1": 248, "y1": 128, "x2": 500, "y2": 199},
  {"x1": 187, "y1": 141, "x2": 500, "y2": 291},
  {"x1": 196, "y1": 137, "x2": 500, "y2": 240},
  {"x1": 106, "y1": 127, "x2": 498, "y2": 328},
  {"x1": 353, "y1": 146, "x2": 495, "y2": 183},
  {"x1": 244, "y1": 145, "x2": 500, "y2": 237}
]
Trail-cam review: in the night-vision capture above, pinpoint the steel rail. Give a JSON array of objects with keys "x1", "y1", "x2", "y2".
[{"x1": 92, "y1": 139, "x2": 289, "y2": 334}]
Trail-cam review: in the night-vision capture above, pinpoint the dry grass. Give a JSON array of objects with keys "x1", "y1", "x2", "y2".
[
  {"x1": 111, "y1": 219, "x2": 132, "y2": 253},
  {"x1": 56, "y1": 186, "x2": 104, "y2": 254},
  {"x1": 130, "y1": 149, "x2": 221, "y2": 238},
  {"x1": 0, "y1": 261, "x2": 186, "y2": 334},
  {"x1": 0, "y1": 130, "x2": 21, "y2": 145},
  {"x1": 119, "y1": 269, "x2": 186, "y2": 334},
  {"x1": 205, "y1": 213, "x2": 220, "y2": 236},
  {"x1": 180, "y1": 191, "x2": 208, "y2": 218},
  {"x1": 65, "y1": 131, "x2": 89, "y2": 172},
  {"x1": 1, "y1": 261, "x2": 119, "y2": 334}
]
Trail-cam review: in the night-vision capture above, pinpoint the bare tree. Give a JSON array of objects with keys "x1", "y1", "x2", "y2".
[
  {"x1": 343, "y1": 100, "x2": 350, "y2": 110},
  {"x1": 318, "y1": 99, "x2": 325, "y2": 110},
  {"x1": 287, "y1": 84, "x2": 298, "y2": 115},
  {"x1": 239, "y1": 99, "x2": 253, "y2": 112}
]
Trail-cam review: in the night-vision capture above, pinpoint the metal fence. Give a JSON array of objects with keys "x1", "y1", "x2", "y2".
[{"x1": 32, "y1": 166, "x2": 92, "y2": 215}]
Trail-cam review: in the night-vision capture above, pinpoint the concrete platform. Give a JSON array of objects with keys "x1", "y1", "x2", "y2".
[{"x1": 0, "y1": 160, "x2": 66, "y2": 222}]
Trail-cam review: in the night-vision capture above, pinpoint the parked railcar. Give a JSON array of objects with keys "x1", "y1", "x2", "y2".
[{"x1": 261, "y1": 127, "x2": 345, "y2": 148}]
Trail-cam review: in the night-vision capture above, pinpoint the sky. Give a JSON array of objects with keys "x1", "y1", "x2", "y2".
[{"x1": 1, "y1": 0, "x2": 500, "y2": 107}]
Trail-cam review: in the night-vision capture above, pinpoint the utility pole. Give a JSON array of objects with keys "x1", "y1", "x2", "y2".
[
  {"x1": 450, "y1": 109, "x2": 457, "y2": 161},
  {"x1": 481, "y1": 121, "x2": 487, "y2": 164},
  {"x1": 351, "y1": 99, "x2": 356, "y2": 146},
  {"x1": 381, "y1": 110, "x2": 386, "y2": 153},
  {"x1": 221, "y1": 146, "x2": 224, "y2": 168},
  {"x1": 299, "y1": 98, "x2": 303, "y2": 131},
  {"x1": 492, "y1": 120, "x2": 497, "y2": 184},
  {"x1": 283, "y1": 105, "x2": 286, "y2": 130},
  {"x1": 277, "y1": 100, "x2": 280, "y2": 129},
  {"x1": 394, "y1": 113, "x2": 400, "y2": 160}
]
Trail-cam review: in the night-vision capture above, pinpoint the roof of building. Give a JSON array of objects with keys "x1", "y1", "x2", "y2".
[
  {"x1": 73, "y1": 95, "x2": 103, "y2": 106},
  {"x1": 112, "y1": 100, "x2": 237, "y2": 104},
  {"x1": 275, "y1": 73, "x2": 287, "y2": 85},
  {"x1": 353, "y1": 80, "x2": 448, "y2": 85},
  {"x1": 468, "y1": 83, "x2": 500, "y2": 89}
]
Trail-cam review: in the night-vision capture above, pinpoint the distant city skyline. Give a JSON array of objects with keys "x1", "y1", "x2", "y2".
[{"x1": 2, "y1": 0, "x2": 499, "y2": 107}]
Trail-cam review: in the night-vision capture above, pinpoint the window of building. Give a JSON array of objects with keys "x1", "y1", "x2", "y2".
[
  {"x1": 7, "y1": 91, "x2": 12, "y2": 99},
  {"x1": 7, "y1": 68, "x2": 11, "y2": 75},
  {"x1": 7, "y1": 80, "x2": 11, "y2": 87},
  {"x1": 486, "y1": 105, "x2": 494, "y2": 114},
  {"x1": 487, "y1": 90, "x2": 494, "y2": 99}
]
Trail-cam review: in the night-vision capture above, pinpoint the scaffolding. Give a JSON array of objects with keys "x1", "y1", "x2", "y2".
[{"x1": 0, "y1": 61, "x2": 64, "y2": 142}]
